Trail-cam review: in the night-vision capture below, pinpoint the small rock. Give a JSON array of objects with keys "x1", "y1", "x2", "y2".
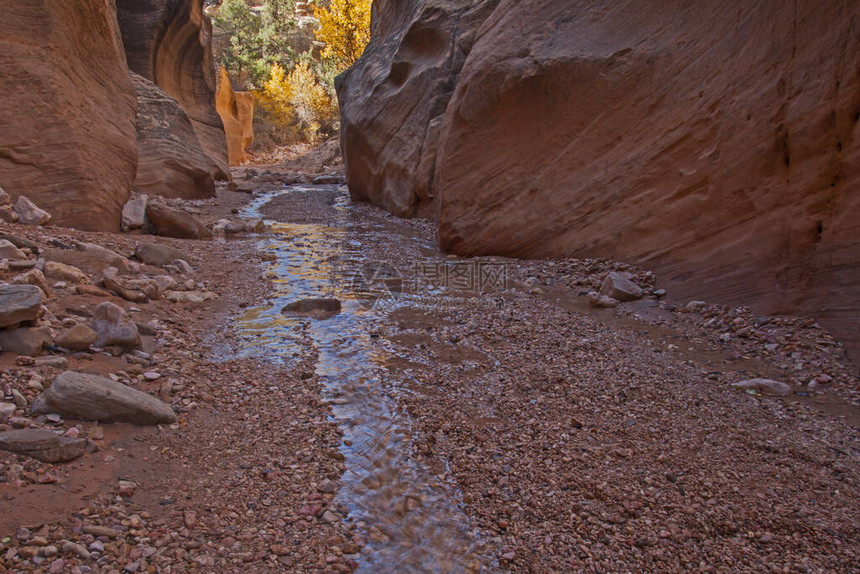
[
  {"x1": 183, "y1": 510, "x2": 198, "y2": 529},
  {"x1": 44, "y1": 261, "x2": 90, "y2": 285},
  {"x1": 118, "y1": 480, "x2": 137, "y2": 497},
  {"x1": 134, "y1": 243, "x2": 188, "y2": 267},
  {"x1": 101, "y1": 267, "x2": 161, "y2": 303},
  {"x1": 588, "y1": 291, "x2": 619, "y2": 308},
  {"x1": 82, "y1": 525, "x2": 118, "y2": 539},
  {"x1": 91, "y1": 301, "x2": 141, "y2": 349},
  {"x1": 121, "y1": 196, "x2": 148, "y2": 232},
  {"x1": 599, "y1": 272, "x2": 643, "y2": 302},
  {"x1": 146, "y1": 202, "x2": 212, "y2": 240},
  {"x1": 61, "y1": 541, "x2": 90, "y2": 559},
  {"x1": 0, "y1": 326, "x2": 52, "y2": 356},
  {"x1": 282, "y1": 298, "x2": 341, "y2": 320},
  {"x1": 11, "y1": 268, "x2": 50, "y2": 296},
  {"x1": 11, "y1": 389, "x2": 27, "y2": 408},
  {"x1": 317, "y1": 479, "x2": 337, "y2": 494},
  {"x1": 35, "y1": 356, "x2": 69, "y2": 369},
  {"x1": 171, "y1": 259, "x2": 195, "y2": 274},
  {"x1": 0, "y1": 402, "x2": 16, "y2": 421},
  {"x1": 164, "y1": 290, "x2": 216, "y2": 304},
  {"x1": 55, "y1": 324, "x2": 98, "y2": 352},
  {"x1": 730, "y1": 378, "x2": 792, "y2": 397},
  {"x1": 13, "y1": 196, "x2": 51, "y2": 226},
  {"x1": 143, "y1": 371, "x2": 161, "y2": 381},
  {"x1": 0, "y1": 239, "x2": 27, "y2": 260},
  {"x1": 684, "y1": 300, "x2": 707, "y2": 313}
]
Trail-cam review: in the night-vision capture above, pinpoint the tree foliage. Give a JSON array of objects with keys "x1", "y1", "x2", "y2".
[
  {"x1": 213, "y1": 0, "x2": 298, "y2": 88},
  {"x1": 258, "y1": 61, "x2": 338, "y2": 143},
  {"x1": 314, "y1": 0, "x2": 372, "y2": 71}
]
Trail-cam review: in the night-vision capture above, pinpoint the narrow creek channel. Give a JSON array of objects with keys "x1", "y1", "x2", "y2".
[{"x1": 231, "y1": 185, "x2": 490, "y2": 572}]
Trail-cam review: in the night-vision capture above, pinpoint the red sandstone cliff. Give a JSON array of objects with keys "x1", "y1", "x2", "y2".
[
  {"x1": 0, "y1": 0, "x2": 138, "y2": 231},
  {"x1": 337, "y1": 0, "x2": 860, "y2": 363}
]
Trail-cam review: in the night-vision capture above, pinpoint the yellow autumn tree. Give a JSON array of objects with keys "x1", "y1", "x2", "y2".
[
  {"x1": 314, "y1": 0, "x2": 372, "y2": 71},
  {"x1": 258, "y1": 61, "x2": 338, "y2": 143}
]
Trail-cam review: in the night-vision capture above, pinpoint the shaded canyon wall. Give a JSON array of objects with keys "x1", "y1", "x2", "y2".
[
  {"x1": 0, "y1": 0, "x2": 230, "y2": 230},
  {"x1": 0, "y1": 0, "x2": 138, "y2": 231},
  {"x1": 117, "y1": 0, "x2": 230, "y2": 198},
  {"x1": 337, "y1": 0, "x2": 860, "y2": 363}
]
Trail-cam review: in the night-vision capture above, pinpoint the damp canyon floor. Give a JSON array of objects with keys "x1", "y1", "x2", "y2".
[{"x1": 2, "y1": 167, "x2": 860, "y2": 573}]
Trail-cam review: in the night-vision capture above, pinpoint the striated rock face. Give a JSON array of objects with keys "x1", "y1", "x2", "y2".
[
  {"x1": 117, "y1": 0, "x2": 229, "y2": 182},
  {"x1": 132, "y1": 73, "x2": 217, "y2": 199},
  {"x1": 339, "y1": 0, "x2": 860, "y2": 363},
  {"x1": 336, "y1": 0, "x2": 499, "y2": 217},
  {"x1": 0, "y1": 0, "x2": 138, "y2": 231},
  {"x1": 216, "y1": 68, "x2": 255, "y2": 166}
]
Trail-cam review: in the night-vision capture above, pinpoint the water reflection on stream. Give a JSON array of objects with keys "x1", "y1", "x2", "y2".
[{"x1": 232, "y1": 186, "x2": 487, "y2": 572}]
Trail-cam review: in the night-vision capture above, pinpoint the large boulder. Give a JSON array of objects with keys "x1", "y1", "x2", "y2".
[
  {"x1": 146, "y1": 201, "x2": 212, "y2": 240},
  {"x1": 0, "y1": 0, "x2": 138, "y2": 231},
  {"x1": 0, "y1": 285, "x2": 43, "y2": 328},
  {"x1": 32, "y1": 371, "x2": 177, "y2": 425},
  {"x1": 130, "y1": 72, "x2": 218, "y2": 200},
  {"x1": 116, "y1": 0, "x2": 229, "y2": 181},
  {"x1": 216, "y1": 67, "x2": 255, "y2": 166},
  {"x1": 339, "y1": 0, "x2": 860, "y2": 365}
]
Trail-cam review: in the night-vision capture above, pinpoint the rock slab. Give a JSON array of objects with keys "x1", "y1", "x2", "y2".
[
  {"x1": 0, "y1": 285, "x2": 43, "y2": 328},
  {"x1": 32, "y1": 371, "x2": 177, "y2": 425},
  {"x1": 731, "y1": 378, "x2": 792, "y2": 397},
  {"x1": 0, "y1": 429, "x2": 86, "y2": 463}
]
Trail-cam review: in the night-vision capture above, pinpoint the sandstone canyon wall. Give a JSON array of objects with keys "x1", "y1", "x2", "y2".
[
  {"x1": 338, "y1": 0, "x2": 860, "y2": 363},
  {"x1": 216, "y1": 68, "x2": 255, "y2": 166},
  {"x1": 336, "y1": 0, "x2": 500, "y2": 217},
  {"x1": 117, "y1": 0, "x2": 230, "y2": 197},
  {"x1": 0, "y1": 0, "x2": 138, "y2": 231}
]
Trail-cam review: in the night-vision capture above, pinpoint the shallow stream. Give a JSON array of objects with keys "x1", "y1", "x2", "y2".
[{"x1": 232, "y1": 185, "x2": 488, "y2": 572}]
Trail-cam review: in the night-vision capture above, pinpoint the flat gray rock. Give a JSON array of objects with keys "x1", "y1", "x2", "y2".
[
  {"x1": 32, "y1": 371, "x2": 177, "y2": 425},
  {"x1": 135, "y1": 243, "x2": 188, "y2": 267},
  {"x1": 0, "y1": 429, "x2": 86, "y2": 463},
  {"x1": 0, "y1": 284, "x2": 43, "y2": 328},
  {"x1": 731, "y1": 378, "x2": 792, "y2": 397},
  {"x1": 282, "y1": 298, "x2": 342, "y2": 320}
]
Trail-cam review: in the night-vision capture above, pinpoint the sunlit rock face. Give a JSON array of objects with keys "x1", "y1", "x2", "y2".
[
  {"x1": 117, "y1": 0, "x2": 229, "y2": 197},
  {"x1": 216, "y1": 67, "x2": 255, "y2": 167},
  {"x1": 338, "y1": 0, "x2": 860, "y2": 364},
  {"x1": 0, "y1": 0, "x2": 138, "y2": 231}
]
